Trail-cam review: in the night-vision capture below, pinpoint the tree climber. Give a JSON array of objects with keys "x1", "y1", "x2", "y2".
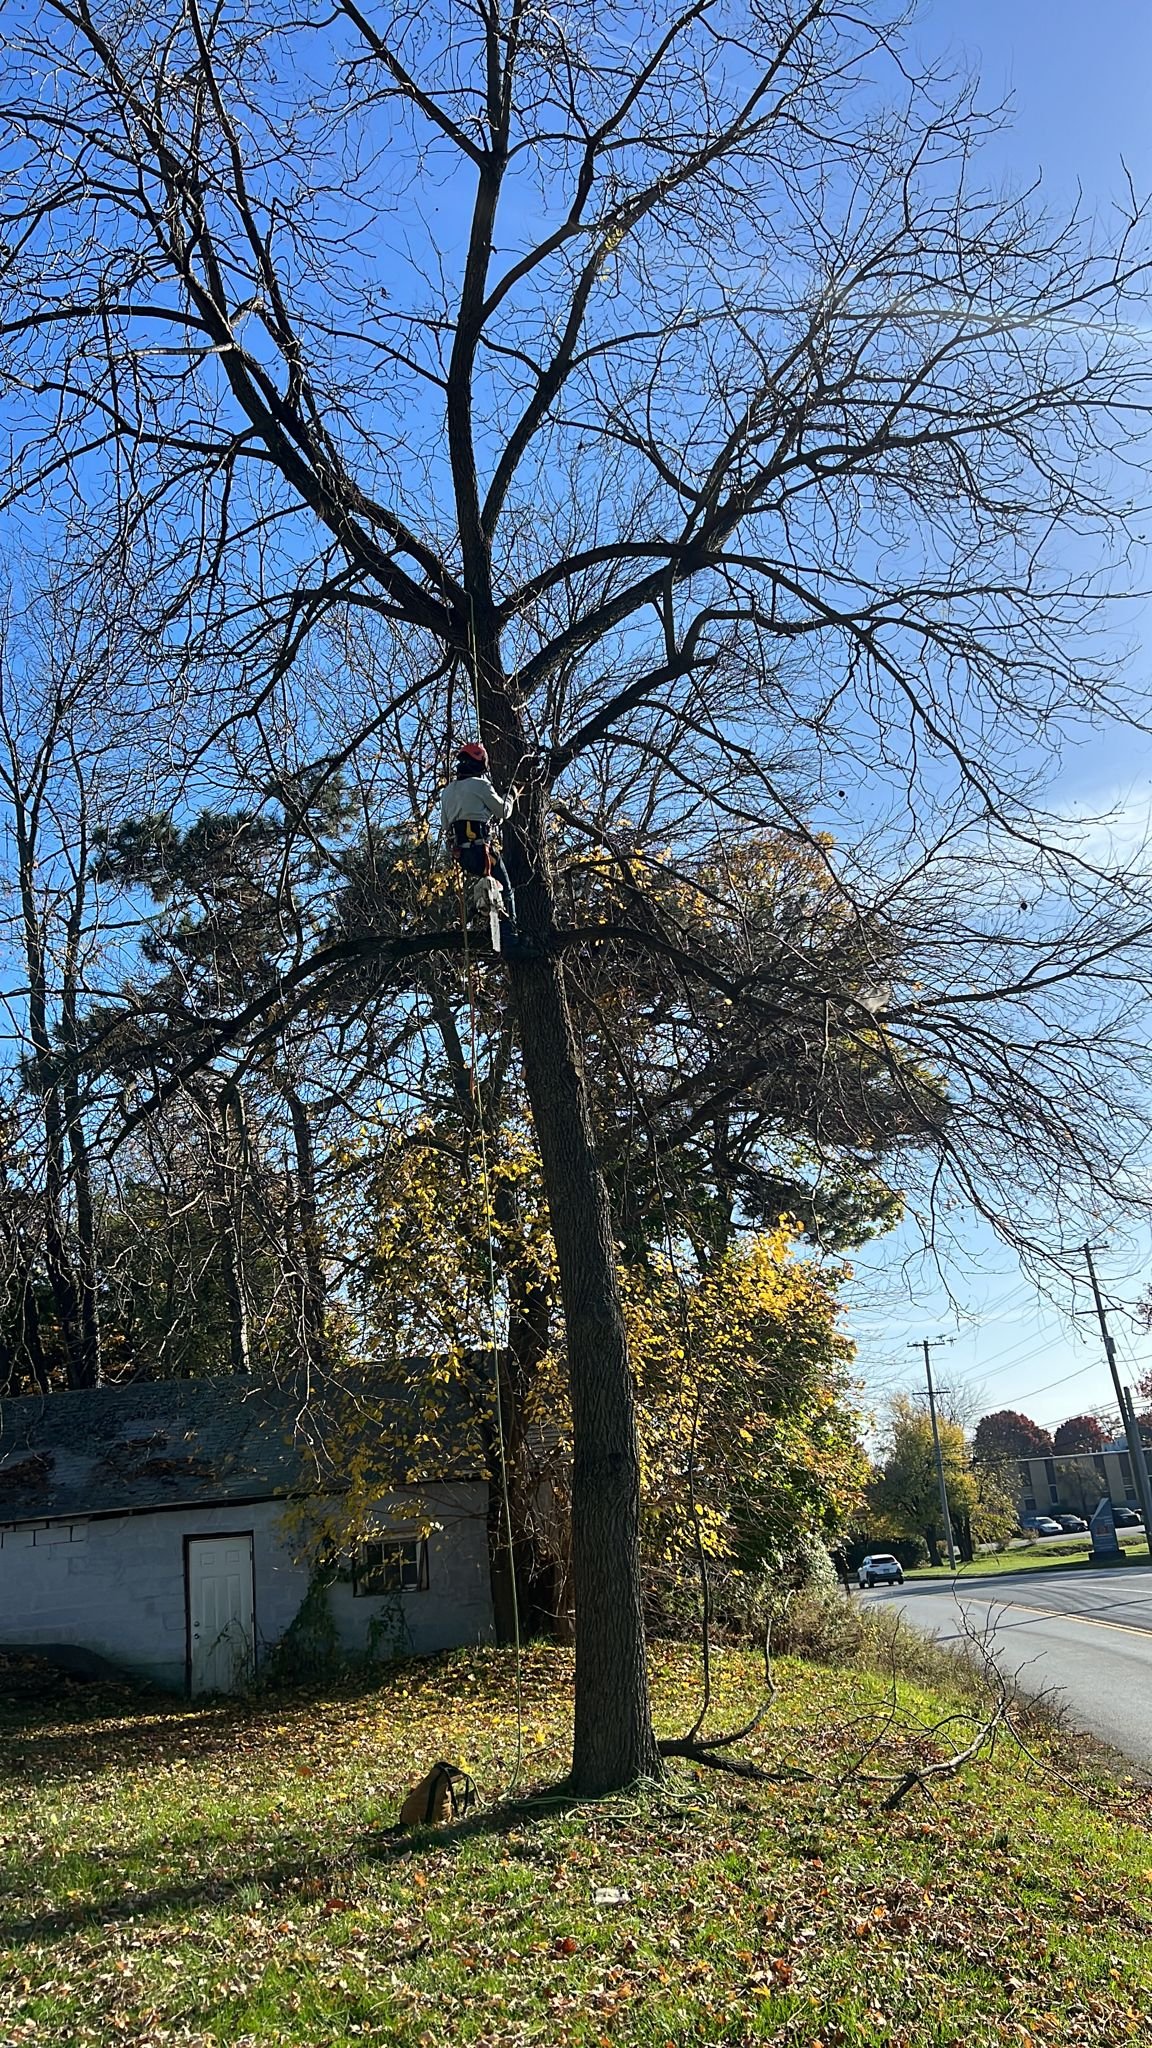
[{"x1": 440, "y1": 741, "x2": 522, "y2": 950}]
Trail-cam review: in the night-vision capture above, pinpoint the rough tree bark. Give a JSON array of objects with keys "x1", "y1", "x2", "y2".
[
  {"x1": 511, "y1": 953, "x2": 660, "y2": 1788},
  {"x1": 475, "y1": 668, "x2": 660, "y2": 1788},
  {"x1": 284, "y1": 1082, "x2": 329, "y2": 1372},
  {"x1": 12, "y1": 775, "x2": 96, "y2": 1388},
  {"x1": 216, "y1": 1080, "x2": 252, "y2": 1376}
]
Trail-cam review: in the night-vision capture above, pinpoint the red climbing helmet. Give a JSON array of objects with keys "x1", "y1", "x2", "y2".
[{"x1": 456, "y1": 741, "x2": 489, "y2": 771}]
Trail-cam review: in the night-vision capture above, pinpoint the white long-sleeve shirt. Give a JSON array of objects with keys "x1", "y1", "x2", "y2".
[{"x1": 440, "y1": 775, "x2": 516, "y2": 834}]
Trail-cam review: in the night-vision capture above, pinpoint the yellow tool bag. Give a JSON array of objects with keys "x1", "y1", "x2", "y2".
[{"x1": 398, "y1": 1759, "x2": 476, "y2": 1827}]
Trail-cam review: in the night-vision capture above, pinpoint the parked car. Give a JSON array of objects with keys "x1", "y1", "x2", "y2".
[
  {"x1": 1055, "y1": 1514, "x2": 1088, "y2": 1533},
  {"x1": 857, "y1": 1553, "x2": 904, "y2": 1588},
  {"x1": 1110, "y1": 1505, "x2": 1143, "y2": 1528},
  {"x1": 1021, "y1": 1516, "x2": 1064, "y2": 1537}
]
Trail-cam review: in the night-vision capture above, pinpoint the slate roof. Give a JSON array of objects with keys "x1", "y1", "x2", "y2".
[{"x1": 0, "y1": 1372, "x2": 483, "y2": 1525}]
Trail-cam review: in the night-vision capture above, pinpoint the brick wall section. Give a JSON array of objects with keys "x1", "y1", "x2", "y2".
[{"x1": 0, "y1": 1485, "x2": 494, "y2": 1690}]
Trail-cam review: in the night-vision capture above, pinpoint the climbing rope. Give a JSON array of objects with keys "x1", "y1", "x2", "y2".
[
  {"x1": 457, "y1": 607, "x2": 526, "y2": 1800},
  {"x1": 594, "y1": 986, "x2": 714, "y2": 1740}
]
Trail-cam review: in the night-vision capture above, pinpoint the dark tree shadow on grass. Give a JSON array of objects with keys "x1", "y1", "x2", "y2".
[
  {"x1": 0, "y1": 1695, "x2": 258, "y2": 1782},
  {"x1": 0, "y1": 1660, "x2": 476, "y2": 1782}
]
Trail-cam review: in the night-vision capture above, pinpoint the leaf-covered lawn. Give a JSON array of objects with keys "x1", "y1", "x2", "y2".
[{"x1": 1, "y1": 1643, "x2": 1150, "y2": 2048}]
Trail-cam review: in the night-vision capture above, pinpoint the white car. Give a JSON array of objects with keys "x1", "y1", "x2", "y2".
[{"x1": 857, "y1": 1553, "x2": 904, "y2": 1588}]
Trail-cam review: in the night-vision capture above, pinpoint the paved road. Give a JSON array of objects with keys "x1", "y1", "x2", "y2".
[{"x1": 866, "y1": 1566, "x2": 1152, "y2": 1770}]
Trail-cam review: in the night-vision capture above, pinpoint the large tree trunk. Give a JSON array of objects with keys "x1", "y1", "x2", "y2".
[
  {"x1": 435, "y1": 29, "x2": 659, "y2": 1780},
  {"x1": 60, "y1": 796, "x2": 102, "y2": 1388},
  {"x1": 13, "y1": 780, "x2": 95, "y2": 1388},
  {"x1": 511, "y1": 954, "x2": 661, "y2": 1792},
  {"x1": 284, "y1": 1082, "x2": 329, "y2": 1371},
  {"x1": 216, "y1": 1081, "x2": 252, "y2": 1376},
  {"x1": 462, "y1": 611, "x2": 660, "y2": 1785},
  {"x1": 428, "y1": 652, "x2": 655, "y2": 1775}
]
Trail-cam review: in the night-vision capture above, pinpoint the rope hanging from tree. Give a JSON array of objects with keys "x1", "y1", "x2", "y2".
[{"x1": 456, "y1": 613, "x2": 525, "y2": 1799}]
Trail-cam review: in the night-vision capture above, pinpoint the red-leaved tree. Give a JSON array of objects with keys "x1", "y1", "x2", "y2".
[
  {"x1": 1052, "y1": 1414, "x2": 1107, "y2": 1455},
  {"x1": 972, "y1": 1410, "x2": 1053, "y2": 1462}
]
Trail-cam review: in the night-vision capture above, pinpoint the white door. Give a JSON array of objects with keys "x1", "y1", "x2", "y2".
[{"x1": 187, "y1": 1534, "x2": 255, "y2": 1695}]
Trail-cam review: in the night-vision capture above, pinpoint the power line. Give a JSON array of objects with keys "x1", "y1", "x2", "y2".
[
  {"x1": 996, "y1": 1360, "x2": 1099, "y2": 1407},
  {"x1": 867, "y1": 1314, "x2": 1147, "y2": 1424},
  {"x1": 867, "y1": 1322, "x2": 1074, "y2": 1391},
  {"x1": 971, "y1": 1337, "x2": 1072, "y2": 1385},
  {"x1": 966, "y1": 1303, "x2": 1092, "y2": 1375},
  {"x1": 860, "y1": 1318, "x2": 1049, "y2": 1384},
  {"x1": 871, "y1": 1335, "x2": 1076, "y2": 1402}
]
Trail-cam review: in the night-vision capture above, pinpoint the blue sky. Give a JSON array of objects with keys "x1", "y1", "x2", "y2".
[
  {"x1": 853, "y1": 0, "x2": 1152, "y2": 1434},
  {"x1": 3, "y1": 0, "x2": 1148, "y2": 1426},
  {"x1": 922, "y1": 0, "x2": 1152, "y2": 208}
]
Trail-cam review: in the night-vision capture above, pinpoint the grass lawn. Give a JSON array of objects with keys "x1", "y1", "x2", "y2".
[
  {"x1": 905, "y1": 1533, "x2": 1150, "y2": 1580},
  {"x1": 2, "y1": 1641, "x2": 1151, "y2": 2048}
]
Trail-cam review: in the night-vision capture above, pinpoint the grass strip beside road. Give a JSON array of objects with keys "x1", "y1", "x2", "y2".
[
  {"x1": 905, "y1": 1531, "x2": 1150, "y2": 1581},
  {"x1": 2, "y1": 1641, "x2": 1151, "y2": 2047}
]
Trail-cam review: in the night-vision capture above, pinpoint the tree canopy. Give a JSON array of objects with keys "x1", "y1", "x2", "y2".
[
  {"x1": 972, "y1": 1410, "x2": 1054, "y2": 1462},
  {"x1": 871, "y1": 1397, "x2": 1015, "y2": 1565},
  {"x1": 1052, "y1": 1414, "x2": 1108, "y2": 1455}
]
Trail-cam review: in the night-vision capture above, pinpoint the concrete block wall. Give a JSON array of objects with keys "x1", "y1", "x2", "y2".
[
  {"x1": 326, "y1": 1484, "x2": 494, "y2": 1658},
  {"x1": 0, "y1": 1499, "x2": 307, "y2": 1691},
  {"x1": 0, "y1": 1485, "x2": 494, "y2": 1690}
]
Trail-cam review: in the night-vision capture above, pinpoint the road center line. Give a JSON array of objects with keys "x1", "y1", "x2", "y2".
[{"x1": 927, "y1": 1592, "x2": 1152, "y2": 1640}]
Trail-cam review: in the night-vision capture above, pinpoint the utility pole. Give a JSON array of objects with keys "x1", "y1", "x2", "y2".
[
  {"x1": 910, "y1": 1336, "x2": 957, "y2": 1572},
  {"x1": 1083, "y1": 1243, "x2": 1152, "y2": 1558}
]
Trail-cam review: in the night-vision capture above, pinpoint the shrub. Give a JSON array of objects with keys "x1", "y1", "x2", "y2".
[{"x1": 772, "y1": 1583, "x2": 868, "y2": 1664}]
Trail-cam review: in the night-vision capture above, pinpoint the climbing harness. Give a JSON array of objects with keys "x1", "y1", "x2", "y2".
[
  {"x1": 468, "y1": 872, "x2": 506, "y2": 952},
  {"x1": 448, "y1": 814, "x2": 510, "y2": 951}
]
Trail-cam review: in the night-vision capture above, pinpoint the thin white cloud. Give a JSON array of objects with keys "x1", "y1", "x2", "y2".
[{"x1": 1047, "y1": 787, "x2": 1152, "y2": 871}]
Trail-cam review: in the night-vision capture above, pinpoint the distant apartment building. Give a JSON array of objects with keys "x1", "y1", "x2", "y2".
[{"x1": 1015, "y1": 1444, "x2": 1142, "y2": 1520}]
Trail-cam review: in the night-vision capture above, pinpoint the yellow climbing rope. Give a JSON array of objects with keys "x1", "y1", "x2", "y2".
[{"x1": 456, "y1": 620, "x2": 526, "y2": 1799}]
